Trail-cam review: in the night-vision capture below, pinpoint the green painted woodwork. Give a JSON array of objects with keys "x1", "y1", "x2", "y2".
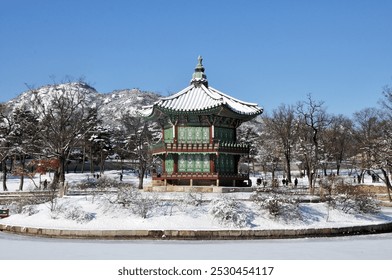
[
  {"x1": 179, "y1": 154, "x2": 187, "y2": 172},
  {"x1": 164, "y1": 127, "x2": 174, "y2": 143},
  {"x1": 177, "y1": 127, "x2": 209, "y2": 143},
  {"x1": 165, "y1": 154, "x2": 174, "y2": 174},
  {"x1": 214, "y1": 127, "x2": 234, "y2": 142},
  {"x1": 178, "y1": 153, "x2": 210, "y2": 172},
  {"x1": 215, "y1": 154, "x2": 235, "y2": 173},
  {"x1": 203, "y1": 154, "x2": 210, "y2": 171},
  {"x1": 186, "y1": 154, "x2": 194, "y2": 172}
]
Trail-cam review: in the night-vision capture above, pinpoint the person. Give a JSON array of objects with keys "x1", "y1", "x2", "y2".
[
  {"x1": 43, "y1": 179, "x2": 48, "y2": 190},
  {"x1": 282, "y1": 178, "x2": 286, "y2": 186},
  {"x1": 294, "y1": 177, "x2": 298, "y2": 187},
  {"x1": 120, "y1": 173, "x2": 123, "y2": 181}
]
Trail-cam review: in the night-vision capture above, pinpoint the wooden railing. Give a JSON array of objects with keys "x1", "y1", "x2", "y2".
[
  {"x1": 150, "y1": 141, "x2": 249, "y2": 154},
  {"x1": 153, "y1": 172, "x2": 249, "y2": 180}
]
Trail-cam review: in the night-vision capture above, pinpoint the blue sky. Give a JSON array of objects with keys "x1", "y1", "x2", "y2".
[{"x1": 1, "y1": 0, "x2": 392, "y2": 116}]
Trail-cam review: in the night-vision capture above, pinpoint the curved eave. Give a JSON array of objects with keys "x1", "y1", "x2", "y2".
[
  {"x1": 141, "y1": 82, "x2": 263, "y2": 120},
  {"x1": 218, "y1": 104, "x2": 263, "y2": 121},
  {"x1": 155, "y1": 104, "x2": 222, "y2": 116},
  {"x1": 140, "y1": 105, "x2": 164, "y2": 120},
  {"x1": 143, "y1": 103, "x2": 262, "y2": 122}
]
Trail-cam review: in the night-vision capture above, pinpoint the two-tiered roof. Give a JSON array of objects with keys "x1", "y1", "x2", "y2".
[{"x1": 142, "y1": 56, "x2": 263, "y2": 191}]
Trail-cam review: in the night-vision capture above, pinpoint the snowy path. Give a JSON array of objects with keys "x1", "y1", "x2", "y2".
[{"x1": 1, "y1": 231, "x2": 392, "y2": 260}]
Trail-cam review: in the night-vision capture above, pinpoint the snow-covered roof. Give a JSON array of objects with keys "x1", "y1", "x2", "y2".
[{"x1": 141, "y1": 56, "x2": 263, "y2": 118}]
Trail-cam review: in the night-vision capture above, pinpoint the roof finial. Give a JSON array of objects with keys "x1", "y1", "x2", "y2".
[
  {"x1": 197, "y1": 55, "x2": 203, "y2": 66},
  {"x1": 191, "y1": 55, "x2": 208, "y2": 87}
]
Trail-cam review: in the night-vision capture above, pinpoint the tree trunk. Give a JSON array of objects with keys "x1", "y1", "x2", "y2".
[
  {"x1": 380, "y1": 168, "x2": 392, "y2": 202},
  {"x1": 138, "y1": 167, "x2": 145, "y2": 189},
  {"x1": 336, "y1": 161, "x2": 341, "y2": 176},
  {"x1": 2, "y1": 159, "x2": 8, "y2": 191},
  {"x1": 81, "y1": 144, "x2": 86, "y2": 174},
  {"x1": 304, "y1": 157, "x2": 314, "y2": 195},
  {"x1": 100, "y1": 149, "x2": 105, "y2": 174},
  {"x1": 9, "y1": 157, "x2": 14, "y2": 173},
  {"x1": 19, "y1": 155, "x2": 26, "y2": 191},
  {"x1": 59, "y1": 154, "x2": 66, "y2": 183},
  {"x1": 285, "y1": 152, "x2": 292, "y2": 183}
]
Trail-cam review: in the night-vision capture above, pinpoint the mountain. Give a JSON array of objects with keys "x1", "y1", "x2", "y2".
[
  {"x1": 5, "y1": 82, "x2": 262, "y2": 135},
  {"x1": 5, "y1": 82, "x2": 161, "y2": 129},
  {"x1": 98, "y1": 89, "x2": 160, "y2": 129}
]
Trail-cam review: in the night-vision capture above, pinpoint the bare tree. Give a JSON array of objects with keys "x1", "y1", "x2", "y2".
[
  {"x1": 237, "y1": 119, "x2": 263, "y2": 176},
  {"x1": 259, "y1": 136, "x2": 282, "y2": 186},
  {"x1": 263, "y1": 104, "x2": 298, "y2": 183},
  {"x1": 31, "y1": 81, "x2": 98, "y2": 194},
  {"x1": 381, "y1": 84, "x2": 392, "y2": 118},
  {"x1": 377, "y1": 86, "x2": 392, "y2": 200},
  {"x1": 352, "y1": 107, "x2": 382, "y2": 182},
  {"x1": 296, "y1": 94, "x2": 330, "y2": 194},
  {"x1": 87, "y1": 126, "x2": 112, "y2": 175},
  {"x1": 323, "y1": 114, "x2": 354, "y2": 176},
  {"x1": 121, "y1": 115, "x2": 158, "y2": 189},
  {"x1": 0, "y1": 103, "x2": 12, "y2": 191},
  {"x1": 353, "y1": 106, "x2": 391, "y2": 201}
]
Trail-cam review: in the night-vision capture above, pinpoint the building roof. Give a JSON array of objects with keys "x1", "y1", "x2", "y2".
[{"x1": 141, "y1": 56, "x2": 263, "y2": 119}]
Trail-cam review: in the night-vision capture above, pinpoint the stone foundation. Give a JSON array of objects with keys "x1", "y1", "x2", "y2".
[{"x1": 1, "y1": 222, "x2": 392, "y2": 240}]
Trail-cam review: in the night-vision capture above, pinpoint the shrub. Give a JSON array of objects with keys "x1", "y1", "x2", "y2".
[
  {"x1": 19, "y1": 205, "x2": 39, "y2": 216},
  {"x1": 251, "y1": 191, "x2": 301, "y2": 221},
  {"x1": 183, "y1": 188, "x2": 204, "y2": 207},
  {"x1": 333, "y1": 185, "x2": 381, "y2": 214},
  {"x1": 63, "y1": 206, "x2": 95, "y2": 223},
  {"x1": 96, "y1": 176, "x2": 122, "y2": 190},
  {"x1": 8, "y1": 197, "x2": 46, "y2": 214},
  {"x1": 116, "y1": 184, "x2": 158, "y2": 218},
  {"x1": 209, "y1": 196, "x2": 253, "y2": 228}
]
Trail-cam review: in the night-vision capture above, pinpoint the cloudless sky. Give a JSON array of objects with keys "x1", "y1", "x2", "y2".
[{"x1": 1, "y1": 0, "x2": 392, "y2": 116}]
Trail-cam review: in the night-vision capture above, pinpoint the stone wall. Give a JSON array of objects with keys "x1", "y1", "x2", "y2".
[{"x1": 1, "y1": 222, "x2": 392, "y2": 240}]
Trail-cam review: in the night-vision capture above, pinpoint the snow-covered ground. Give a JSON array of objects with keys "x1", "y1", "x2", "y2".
[
  {"x1": 1, "y1": 171, "x2": 392, "y2": 230},
  {"x1": 1, "y1": 171, "x2": 391, "y2": 231},
  {"x1": 1, "y1": 171, "x2": 392, "y2": 262}
]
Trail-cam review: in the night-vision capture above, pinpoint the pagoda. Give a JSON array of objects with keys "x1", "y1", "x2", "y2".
[{"x1": 142, "y1": 56, "x2": 263, "y2": 190}]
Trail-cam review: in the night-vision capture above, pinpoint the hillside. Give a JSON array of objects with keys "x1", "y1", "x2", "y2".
[{"x1": 5, "y1": 83, "x2": 161, "y2": 129}]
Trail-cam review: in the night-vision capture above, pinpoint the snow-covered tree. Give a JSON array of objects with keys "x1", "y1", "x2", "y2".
[
  {"x1": 0, "y1": 103, "x2": 12, "y2": 191},
  {"x1": 30, "y1": 82, "x2": 99, "y2": 193},
  {"x1": 9, "y1": 105, "x2": 40, "y2": 190},
  {"x1": 87, "y1": 126, "x2": 112, "y2": 174},
  {"x1": 120, "y1": 114, "x2": 159, "y2": 189},
  {"x1": 237, "y1": 117, "x2": 263, "y2": 176}
]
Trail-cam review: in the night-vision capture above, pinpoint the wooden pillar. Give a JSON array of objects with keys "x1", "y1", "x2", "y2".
[
  {"x1": 234, "y1": 155, "x2": 240, "y2": 173},
  {"x1": 173, "y1": 124, "x2": 177, "y2": 143},
  {"x1": 210, "y1": 124, "x2": 214, "y2": 144},
  {"x1": 162, "y1": 155, "x2": 166, "y2": 174},
  {"x1": 173, "y1": 154, "x2": 178, "y2": 173},
  {"x1": 210, "y1": 154, "x2": 215, "y2": 173}
]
